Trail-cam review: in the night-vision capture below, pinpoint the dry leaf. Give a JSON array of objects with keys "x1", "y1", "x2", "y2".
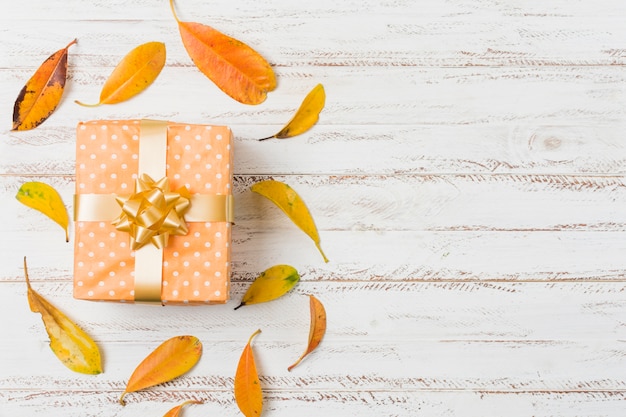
[
  {"x1": 170, "y1": 0, "x2": 276, "y2": 104},
  {"x1": 259, "y1": 84, "x2": 326, "y2": 141},
  {"x1": 120, "y1": 335, "x2": 202, "y2": 405},
  {"x1": 16, "y1": 181, "x2": 69, "y2": 242},
  {"x1": 163, "y1": 400, "x2": 202, "y2": 417},
  {"x1": 75, "y1": 41, "x2": 166, "y2": 107},
  {"x1": 12, "y1": 39, "x2": 76, "y2": 131},
  {"x1": 23, "y1": 257, "x2": 102, "y2": 374},
  {"x1": 288, "y1": 295, "x2": 327, "y2": 371},
  {"x1": 251, "y1": 180, "x2": 328, "y2": 262},
  {"x1": 234, "y1": 329, "x2": 263, "y2": 417},
  {"x1": 234, "y1": 265, "x2": 300, "y2": 310}
]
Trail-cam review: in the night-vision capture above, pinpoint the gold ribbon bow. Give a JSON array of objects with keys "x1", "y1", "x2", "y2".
[{"x1": 112, "y1": 174, "x2": 191, "y2": 250}]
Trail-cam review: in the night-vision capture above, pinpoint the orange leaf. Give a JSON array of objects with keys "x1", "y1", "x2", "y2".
[
  {"x1": 75, "y1": 41, "x2": 166, "y2": 107},
  {"x1": 170, "y1": 0, "x2": 276, "y2": 105},
  {"x1": 162, "y1": 400, "x2": 202, "y2": 417},
  {"x1": 288, "y1": 295, "x2": 327, "y2": 371},
  {"x1": 234, "y1": 329, "x2": 263, "y2": 417},
  {"x1": 12, "y1": 39, "x2": 76, "y2": 131},
  {"x1": 120, "y1": 335, "x2": 202, "y2": 405}
]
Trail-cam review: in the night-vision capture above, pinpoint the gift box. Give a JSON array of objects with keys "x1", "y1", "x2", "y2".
[{"x1": 73, "y1": 119, "x2": 233, "y2": 305}]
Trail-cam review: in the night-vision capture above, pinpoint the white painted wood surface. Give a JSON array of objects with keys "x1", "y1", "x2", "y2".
[{"x1": 1, "y1": 0, "x2": 625, "y2": 415}]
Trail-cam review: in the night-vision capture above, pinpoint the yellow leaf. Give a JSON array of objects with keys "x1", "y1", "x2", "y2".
[
  {"x1": 23, "y1": 257, "x2": 102, "y2": 375},
  {"x1": 251, "y1": 180, "x2": 328, "y2": 262},
  {"x1": 288, "y1": 295, "x2": 327, "y2": 371},
  {"x1": 259, "y1": 84, "x2": 326, "y2": 141},
  {"x1": 162, "y1": 400, "x2": 202, "y2": 417},
  {"x1": 234, "y1": 329, "x2": 263, "y2": 417},
  {"x1": 170, "y1": 0, "x2": 276, "y2": 105},
  {"x1": 75, "y1": 41, "x2": 166, "y2": 106},
  {"x1": 12, "y1": 39, "x2": 76, "y2": 131},
  {"x1": 120, "y1": 335, "x2": 202, "y2": 405},
  {"x1": 234, "y1": 265, "x2": 300, "y2": 310},
  {"x1": 16, "y1": 181, "x2": 69, "y2": 242}
]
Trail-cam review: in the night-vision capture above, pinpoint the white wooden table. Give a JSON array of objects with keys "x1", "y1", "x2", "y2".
[{"x1": 1, "y1": 1, "x2": 625, "y2": 415}]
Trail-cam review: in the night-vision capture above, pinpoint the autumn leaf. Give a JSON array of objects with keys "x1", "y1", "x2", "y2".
[
  {"x1": 169, "y1": 0, "x2": 276, "y2": 104},
  {"x1": 120, "y1": 335, "x2": 202, "y2": 405},
  {"x1": 234, "y1": 329, "x2": 263, "y2": 417},
  {"x1": 75, "y1": 41, "x2": 166, "y2": 107},
  {"x1": 12, "y1": 39, "x2": 76, "y2": 131},
  {"x1": 16, "y1": 181, "x2": 69, "y2": 242},
  {"x1": 234, "y1": 265, "x2": 300, "y2": 310},
  {"x1": 23, "y1": 257, "x2": 102, "y2": 375},
  {"x1": 163, "y1": 400, "x2": 202, "y2": 417},
  {"x1": 259, "y1": 84, "x2": 326, "y2": 141},
  {"x1": 288, "y1": 295, "x2": 327, "y2": 371},
  {"x1": 251, "y1": 180, "x2": 328, "y2": 262}
]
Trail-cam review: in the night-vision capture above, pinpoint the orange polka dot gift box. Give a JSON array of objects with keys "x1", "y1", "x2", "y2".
[{"x1": 73, "y1": 119, "x2": 234, "y2": 305}]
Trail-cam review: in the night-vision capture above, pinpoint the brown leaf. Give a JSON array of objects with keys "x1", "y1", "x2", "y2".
[
  {"x1": 23, "y1": 257, "x2": 102, "y2": 374},
  {"x1": 288, "y1": 295, "x2": 327, "y2": 371},
  {"x1": 120, "y1": 335, "x2": 202, "y2": 405},
  {"x1": 12, "y1": 39, "x2": 76, "y2": 131},
  {"x1": 75, "y1": 41, "x2": 166, "y2": 106},
  {"x1": 170, "y1": 0, "x2": 276, "y2": 104},
  {"x1": 234, "y1": 329, "x2": 263, "y2": 417},
  {"x1": 162, "y1": 400, "x2": 202, "y2": 417}
]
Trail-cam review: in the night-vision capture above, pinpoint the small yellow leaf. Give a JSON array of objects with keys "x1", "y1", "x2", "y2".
[
  {"x1": 234, "y1": 329, "x2": 263, "y2": 417},
  {"x1": 16, "y1": 181, "x2": 69, "y2": 242},
  {"x1": 259, "y1": 84, "x2": 325, "y2": 141},
  {"x1": 163, "y1": 400, "x2": 202, "y2": 417},
  {"x1": 120, "y1": 335, "x2": 202, "y2": 405},
  {"x1": 23, "y1": 257, "x2": 102, "y2": 375},
  {"x1": 234, "y1": 265, "x2": 300, "y2": 310},
  {"x1": 76, "y1": 41, "x2": 166, "y2": 106},
  {"x1": 251, "y1": 180, "x2": 328, "y2": 262},
  {"x1": 12, "y1": 39, "x2": 76, "y2": 131},
  {"x1": 170, "y1": 0, "x2": 276, "y2": 104},
  {"x1": 288, "y1": 295, "x2": 327, "y2": 371}
]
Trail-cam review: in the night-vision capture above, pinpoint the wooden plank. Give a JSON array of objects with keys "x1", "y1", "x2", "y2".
[
  {"x1": 1, "y1": 389, "x2": 625, "y2": 417},
  {"x1": 2, "y1": 65, "x2": 625, "y2": 127},
  {"x1": 3, "y1": 124, "x2": 626, "y2": 176},
  {"x1": 2, "y1": 2, "x2": 626, "y2": 67},
  {"x1": 3, "y1": 172, "x2": 626, "y2": 283},
  {"x1": 4, "y1": 174, "x2": 626, "y2": 233},
  {"x1": 2, "y1": 278, "x2": 625, "y2": 415},
  {"x1": 3, "y1": 281, "x2": 625, "y2": 343},
  {"x1": 3, "y1": 228, "x2": 626, "y2": 283}
]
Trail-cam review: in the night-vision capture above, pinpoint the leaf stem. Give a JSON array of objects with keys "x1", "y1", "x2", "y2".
[
  {"x1": 258, "y1": 135, "x2": 276, "y2": 141},
  {"x1": 74, "y1": 100, "x2": 101, "y2": 107},
  {"x1": 287, "y1": 354, "x2": 304, "y2": 372},
  {"x1": 170, "y1": 0, "x2": 181, "y2": 23},
  {"x1": 23, "y1": 256, "x2": 32, "y2": 290},
  {"x1": 180, "y1": 399, "x2": 203, "y2": 407},
  {"x1": 248, "y1": 329, "x2": 262, "y2": 345},
  {"x1": 316, "y1": 243, "x2": 329, "y2": 263},
  {"x1": 65, "y1": 38, "x2": 78, "y2": 50},
  {"x1": 233, "y1": 302, "x2": 245, "y2": 310}
]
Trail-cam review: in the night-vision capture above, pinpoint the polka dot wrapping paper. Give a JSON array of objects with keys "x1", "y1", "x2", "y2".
[{"x1": 74, "y1": 120, "x2": 233, "y2": 305}]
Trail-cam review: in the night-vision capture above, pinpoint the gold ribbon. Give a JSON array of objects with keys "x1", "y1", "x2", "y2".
[
  {"x1": 112, "y1": 174, "x2": 191, "y2": 251},
  {"x1": 74, "y1": 120, "x2": 234, "y2": 303}
]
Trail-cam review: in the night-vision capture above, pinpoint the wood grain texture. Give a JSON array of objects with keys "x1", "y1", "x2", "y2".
[{"x1": 1, "y1": 0, "x2": 625, "y2": 415}]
